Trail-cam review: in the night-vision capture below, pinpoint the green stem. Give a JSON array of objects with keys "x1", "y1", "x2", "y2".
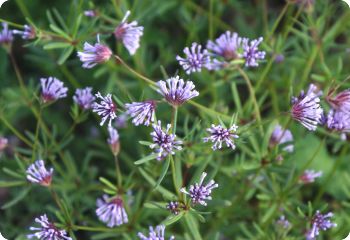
[
  {"x1": 114, "y1": 155, "x2": 122, "y2": 189},
  {"x1": 0, "y1": 116, "x2": 33, "y2": 147},
  {"x1": 172, "y1": 106, "x2": 178, "y2": 134},
  {"x1": 237, "y1": 67, "x2": 263, "y2": 134},
  {"x1": 32, "y1": 106, "x2": 43, "y2": 162},
  {"x1": 266, "y1": 2, "x2": 290, "y2": 40}
]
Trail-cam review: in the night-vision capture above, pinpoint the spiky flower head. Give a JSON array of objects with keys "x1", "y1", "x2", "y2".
[
  {"x1": 156, "y1": 76, "x2": 199, "y2": 106},
  {"x1": 291, "y1": 84, "x2": 323, "y2": 131},
  {"x1": 12, "y1": 25, "x2": 36, "y2": 39},
  {"x1": 77, "y1": 35, "x2": 112, "y2": 68},
  {"x1": 203, "y1": 124, "x2": 239, "y2": 150},
  {"x1": 149, "y1": 121, "x2": 182, "y2": 161},
  {"x1": 96, "y1": 194, "x2": 128, "y2": 227},
  {"x1": 28, "y1": 214, "x2": 72, "y2": 240},
  {"x1": 26, "y1": 160, "x2": 53, "y2": 187},
  {"x1": 326, "y1": 89, "x2": 350, "y2": 113},
  {"x1": 299, "y1": 169, "x2": 322, "y2": 184},
  {"x1": 125, "y1": 100, "x2": 156, "y2": 126},
  {"x1": 0, "y1": 23, "x2": 13, "y2": 45},
  {"x1": 40, "y1": 77, "x2": 68, "y2": 103},
  {"x1": 180, "y1": 172, "x2": 218, "y2": 206},
  {"x1": 176, "y1": 42, "x2": 210, "y2": 74},
  {"x1": 269, "y1": 124, "x2": 294, "y2": 152},
  {"x1": 114, "y1": 11, "x2": 144, "y2": 55},
  {"x1": 138, "y1": 225, "x2": 175, "y2": 240},
  {"x1": 241, "y1": 37, "x2": 266, "y2": 67},
  {"x1": 73, "y1": 87, "x2": 96, "y2": 110},
  {"x1": 207, "y1": 31, "x2": 241, "y2": 61},
  {"x1": 306, "y1": 210, "x2": 336, "y2": 240},
  {"x1": 276, "y1": 215, "x2": 291, "y2": 229},
  {"x1": 92, "y1": 92, "x2": 117, "y2": 127},
  {"x1": 107, "y1": 127, "x2": 120, "y2": 156}
]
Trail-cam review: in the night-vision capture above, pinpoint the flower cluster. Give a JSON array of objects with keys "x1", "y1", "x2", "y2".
[
  {"x1": 299, "y1": 169, "x2": 322, "y2": 184},
  {"x1": 28, "y1": 214, "x2": 72, "y2": 240},
  {"x1": 0, "y1": 137, "x2": 8, "y2": 152},
  {"x1": 276, "y1": 215, "x2": 291, "y2": 229},
  {"x1": 40, "y1": 77, "x2": 68, "y2": 103},
  {"x1": 177, "y1": 31, "x2": 266, "y2": 73},
  {"x1": 107, "y1": 126, "x2": 120, "y2": 156},
  {"x1": 125, "y1": 100, "x2": 156, "y2": 126},
  {"x1": 96, "y1": 194, "x2": 128, "y2": 227},
  {"x1": 92, "y1": 92, "x2": 117, "y2": 127},
  {"x1": 149, "y1": 121, "x2": 182, "y2": 160},
  {"x1": 203, "y1": 124, "x2": 239, "y2": 150},
  {"x1": 0, "y1": 23, "x2": 13, "y2": 45},
  {"x1": 73, "y1": 87, "x2": 96, "y2": 110},
  {"x1": 12, "y1": 25, "x2": 36, "y2": 39},
  {"x1": 180, "y1": 172, "x2": 218, "y2": 206},
  {"x1": 269, "y1": 124, "x2": 294, "y2": 152}
]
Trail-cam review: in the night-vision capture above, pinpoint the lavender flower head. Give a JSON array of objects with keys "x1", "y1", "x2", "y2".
[
  {"x1": 207, "y1": 31, "x2": 241, "y2": 61},
  {"x1": 306, "y1": 210, "x2": 337, "y2": 240},
  {"x1": 40, "y1": 77, "x2": 68, "y2": 103},
  {"x1": 26, "y1": 160, "x2": 53, "y2": 186},
  {"x1": 84, "y1": 10, "x2": 97, "y2": 17},
  {"x1": 241, "y1": 37, "x2": 266, "y2": 67},
  {"x1": 0, "y1": 23, "x2": 13, "y2": 44},
  {"x1": 114, "y1": 11, "x2": 144, "y2": 55},
  {"x1": 12, "y1": 25, "x2": 36, "y2": 39},
  {"x1": 77, "y1": 35, "x2": 112, "y2": 68},
  {"x1": 326, "y1": 109, "x2": 350, "y2": 133},
  {"x1": 291, "y1": 84, "x2": 323, "y2": 131},
  {"x1": 327, "y1": 89, "x2": 350, "y2": 113},
  {"x1": 269, "y1": 124, "x2": 294, "y2": 152},
  {"x1": 166, "y1": 201, "x2": 180, "y2": 215},
  {"x1": 276, "y1": 215, "x2": 291, "y2": 229},
  {"x1": 73, "y1": 87, "x2": 96, "y2": 110},
  {"x1": 138, "y1": 225, "x2": 175, "y2": 240},
  {"x1": 28, "y1": 214, "x2": 72, "y2": 240},
  {"x1": 107, "y1": 127, "x2": 120, "y2": 156},
  {"x1": 92, "y1": 92, "x2": 117, "y2": 127},
  {"x1": 149, "y1": 121, "x2": 182, "y2": 160},
  {"x1": 176, "y1": 43, "x2": 210, "y2": 74},
  {"x1": 203, "y1": 124, "x2": 239, "y2": 150},
  {"x1": 181, "y1": 172, "x2": 218, "y2": 206},
  {"x1": 156, "y1": 76, "x2": 199, "y2": 106},
  {"x1": 96, "y1": 194, "x2": 128, "y2": 227},
  {"x1": 299, "y1": 169, "x2": 322, "y2": 184},
  {"x1": 125, "y1": 100, "x2": 156, "y2": 126},
  {"x1": 0, "y1": 137, "x2": 8, "y2": 152}
]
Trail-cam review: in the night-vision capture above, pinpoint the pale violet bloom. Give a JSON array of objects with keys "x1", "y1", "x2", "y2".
[
  {"x1": 12, "y1": 25, "x2": 36, "y2": 39},
  {"x1": 92, "y1": 92, "x2": 117, "y2": 127},
  {"x1": 96, "y1": 194, "x2": 128, "y2": 227},
  {"x1": 176, "y1": 42, "x2": 210, "y2": 74},
  {"x1": 299, "y1": 169, "x2": 322, "y2": 184},
  {"x1": 203, "y1": 124, "x2": 239, "y2": 150},
  {"x1": 269, "y1": 124, "x2": 294, "y2": 152},
  {"x1": 40, "y1": 77, "x2": 68, "y2": 103},
  {"x1": 241, "y1": 37, "x2": 266, "y2": 67},
  {"x1": 138, "y1": 225, "x2": 174, "y2": 240},
  {"x1": 114, "y1": 11, "x2": 144, "y2": 55},
  {"x1": 125, "y1": 100, "x2": 156, "y2": 126},
  {"x1": 26, "y1": 160, "x2": 53, "y2": 187},
  {"x1": 0, "y1": 23, "x2": 13, "y2": 44},
  {"x1": 73, "y1": 87, "x2": 96, "y2": 110},
  {"x1": 305, "y1": 210, "x2": 336, "y2": 240}
]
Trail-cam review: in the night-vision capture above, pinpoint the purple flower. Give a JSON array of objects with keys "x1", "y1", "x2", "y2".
[
  {"x1": 241, "y1": 37, "x2": 266, "y2": 67},
  {"x1": 207, "y1": 31, "x2": 241, "y2": 61},
  {"x1": 125, "y1": 100, "x2": 156, "y2": 126},
  {"x1": 150, "y1": 121, "x2": 182, "y2": 160},
  {"x1": 0, "y1": 137, "x2": 8, "y2": 152},
  {"x1": 0, "y1": 23, "x2": 13, "y2": 44},
  {"x1": 306, "y1": 210, "x2": 336, "y2": 240},
  {"x1": 276, "y1": 215, "x2": 291, "y2": 229},
  {"x1": 269, "y1": 124, "x2": 294, "y2": 152},
  {"x1": 203, "y1": 124, "x2": 239, "y2": 150},
  {"x1": 108, "y1": 127, "x2": 120, "y2": 156},
  {"x1": 26, "y1": 160, "x2": 53, "y2": 187},
  {"x1": 73, "y1": 87, "x2": 96, "y2": 110},
  {"x1": 77, "y1": 35, "x2": 112, "y2": 68},
  {"x1": 326, "y1": 109, "x2": 350, "y2": 133},
  {"x1": 327, "y1": 89, "x2": 350, "y2": 113},
  {"x1": 92, "y1": 92, "x2": 117, "y2": 127},
  {"x1": 12, "y1": 25, "x2": 36, "y2": 39},
  {"x1": 176, "y1": 42, "x2": 210, "y2": 74},
  {"x1": 114, "y1": 11, "x2": 144, "y2": 55},
  {"x1": 138, "y1": 225, "x2": 174, "y2": 240},
  {"x1": 166, "y1": 201, "x2": 181, "y2": 215},
  {"x1": 299, "y1": 169, "x2": 322, "y2": 184},
  {"x1": 180, "y1": 172, "x2": 218, "y2": 206},
  {"x1": 291, "y1": 84, "x2": 323, "y2": 131},
  {"x1": 96, "y1": 194, "x2": 128, "y2": 227},
  {"x1": 40, "y1": 77, "x2": 68, "y2": 103},
  {"x1": 84, "y1": 10, "x2": 97, "y2": 17},
  {"x1": 156, "y1": 76, "x2": 199, "y2": 106},
  {"x1": 28, "y1": 214, "x2": 72, "y2": 240}
]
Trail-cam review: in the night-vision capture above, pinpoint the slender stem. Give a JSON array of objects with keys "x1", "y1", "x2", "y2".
[
  {"x1": 9, "y1": 51, "x2": 29, "y2": 100},
  {"x1": 32, "y1": 105, "x2": 43, "y2": 162},
  {"x1": 266, "y1": 2, "x2": 290, "y2": 40},
  {"x1": 0, "y1": 116, "x2": 33, "y2": 147},
  {"x1": 172, "y1": 106, "x2": 178, "y2": 134},
  {"x1": 114, "y1": 155, "x2": 122, "y2": 189},
  {"x1": 49, "y1": 187, "x2": 65, "y2": 215},
  {"x1": 170, "y1": 156, "x2": 180, "y2": 197},
  {"x1": 72, "y1": 225, "x2": 125, "y2": 232},
  {"x1": 237, "y1": 67, "x2": 263, "y2": 134}
]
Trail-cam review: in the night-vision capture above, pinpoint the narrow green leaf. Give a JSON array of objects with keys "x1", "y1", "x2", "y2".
[
  {"x1": 0, "y1": 180, "x2": 26, "y2": 188},
  {"x1": 43, "y1": 42, "x2": 71, "y2": 50},
  {"x1": 162, "y1": 211, "x2": 185, "y2": 226},
  {"x1": 154, "y1": 157, "x2": 170, "y2": 189},
  {"x1": 99, "y1": 177, "x2": 117, "y2": 190},
  {"x1": 57, "y1": 46, "x2": 74, "y2": 65},
  {"x1": 184, "y1": 213, "x2": 202, "y2": 240},
  {"x1": 135, "y1": 154, "x2": 157, "y2": 165},
  {"x1": 2, "y1": 187, "x2": 30, "y2": 209}
]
